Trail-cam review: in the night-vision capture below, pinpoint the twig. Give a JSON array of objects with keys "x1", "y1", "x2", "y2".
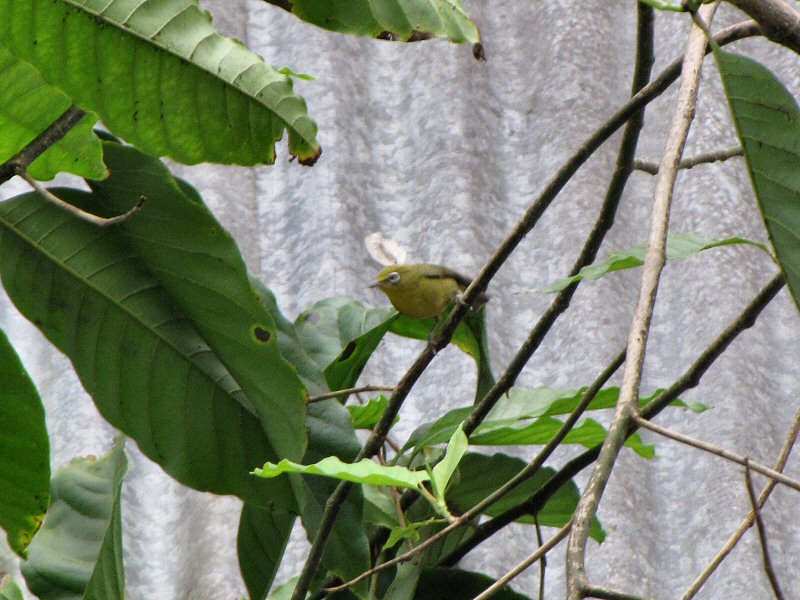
[
  {"x1": 635, "y1": 416, "x2": 800, "y2": 493},
  {"x1": 308, "y1": 385, "x2": 395, "y2": 403},
  {"x1": 725, "y1": 0, "x2": 800, "y2": 55},
  {"x1": 680, "y1": 401, "x2": 800, "y2": 599},
  {"x1": 582, "y1": 586, "x2": 653, "y2": 600},
  {"x1": 471, "y1": 522, "x2": 572, "y2": 600},
  {"x1": 290, "y1": 20, "x2": 762, "y2": 600},
  {"x1": 0, "y1": 106, "x2": 87, "y2": 185},
  {"x1": 633, "y1": 145, "x2": 742, "y2": 174},
  {"x1": 326, "y1": 350, "x2": 624, "y2": 593},
  {"x1": 566, "y1": 6, "x2": 717, "y2": 597},
  {"x1": 744, "y1": 459, "x2": 786, "y2": 600},
  {"x1": 17, "y1": 170, "x2": 145, "y2": 227},
  {"x1": 534, "y1": 514, "x2": 546, "y2": 600},
  {"x1": 442, "y1": 275, "x2": 784, "y2": 567}
]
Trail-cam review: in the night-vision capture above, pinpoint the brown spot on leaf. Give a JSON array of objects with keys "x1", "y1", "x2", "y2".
[
  {"x1": 298, "y1": 146, "x2": 322, "y2": 167},
  {"x1": 473, "y1": 42, "x2": 486, "y2": 62},
  {"x1": 338, "y1": 340, "x2": 357, "y2": 362},
  {"x1": 254, "y1": 326, "x2": 271, "y2": 342}
]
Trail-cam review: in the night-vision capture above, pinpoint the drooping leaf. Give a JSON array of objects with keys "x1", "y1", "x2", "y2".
[
  {"x1": 383, "y1": 519, "x2": 441, "y2": 551},
  {"x1": 447, "y1": 453, "x2": 605, "y2": 542},
  {"x1": 0, "y1": 0, "x2": 319, "y2": 165},
  {"x1": 254, "y1": 456, "x2": 429, "y2": 489},
  {"x1": 0, "y1": 327, "x2": 49, "y2": 559},
  {"x1": 0, "y1": 49, "x2": 106, "y2": 181},
  {"x1": 539, "y1": 233, "x2": 768, "y2": 293},
  {"x1": 715, "y1": 49, "x2": 800, "y2": 311},
  {"x1": 0, "y1": 190, "x2": 294, "y2": 508},
  {"x1": 87, "y1": 140, "x2": 308, "y2": 464},
  {"x1": 237, "y1": 504, "x2": 295, "y2": 600},
  {"x1": 22, "y1": 438, "x2": 127, "y2": 600},
  {"x1": 430, "y1": 426, "x2": 467, "y2": 502},
  {"x1": 278, "y1": 0, "x2": 479, "y2": 44}
]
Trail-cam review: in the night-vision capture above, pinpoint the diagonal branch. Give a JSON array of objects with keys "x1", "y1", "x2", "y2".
[
  {"x1": 566, "y1": 6, "x2": 718, "y2": 597},
  {"x1": 724, "y1": 0, "x2": 800, "y2": 55},
  {"x1": 744, "y1": 459, "x2": 786, "y2": 600}
]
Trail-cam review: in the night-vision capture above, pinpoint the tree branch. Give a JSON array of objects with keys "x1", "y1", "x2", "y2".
[
  {"x1": 680, "y1": 400, "x2": 800, "y2": 599},
  {"x1": 633, "y1": 145, "x2": 742, "y2": 174},
  {"x1": 635, "y1": 416, "x2": 800, "y2": 493},
  {"x1": 725, "y1": 0, "x2": 800, "y2": 55},
  {"x1": 566, "y1": 6, "x2": 717, "y2": 597},
  {"x1": 308, "y1": 385, "x2": 395, "y2": 403},
  {"x1": 0, "y1": 106, "x2": 87, "y2": 185},
  {"x1": 744, "y1": 459, "x2": 786, "y2": 600}
]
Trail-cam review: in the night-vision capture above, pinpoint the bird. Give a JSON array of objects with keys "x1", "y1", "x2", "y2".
[{"x1": 368, "y1": 263, "x2": 488, "y2": 319}]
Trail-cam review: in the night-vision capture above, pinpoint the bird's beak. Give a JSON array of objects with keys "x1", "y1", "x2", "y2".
[{"x1": 367, "y1": 279, "x2": 386, "y2": 289}]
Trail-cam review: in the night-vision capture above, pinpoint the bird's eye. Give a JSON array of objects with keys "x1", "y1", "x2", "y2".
[{"x1": 388, "y1": 272, "x2": 401, "y2": 284}]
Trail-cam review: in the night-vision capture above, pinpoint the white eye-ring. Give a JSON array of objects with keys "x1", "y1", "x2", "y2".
[{"x1": 387, "y1": 272, "x2": 401, "y2": 284}]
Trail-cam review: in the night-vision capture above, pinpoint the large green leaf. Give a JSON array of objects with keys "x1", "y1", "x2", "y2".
[
  {"x1": 87, "y1": 140, "x2": 307, "y2": 464},
  {"x1": 0, "y1": 0, "x2": 319, "y2": 165},
  {"x1": 278, "y1": 0, "x2": 479, "y2": 44},
  {"x1": 0, "y1": 328, "x2": 49, "y2": 559},
  {"x1": 447, "y1": 452, "x2": 605, "y2": 542},
  {"x1": 255, "y1": 456, "x2": 428, "y2": 489},
  {"x1": 0, "y1": 191, "x2": 294, "y2": 507},
  {"x1": 0, "y1": 49, "x2": 106, "y2": 181},
  {"x1": 715, "y1": 50, "x2": 800, "y2": 311},
  {"x1": 539, "y1": 233, "x2": 767, "y2": 293},
  {"x1": 413, "y1": 567, "x2": 531, "y2": 600},
  {"x1": 21, "y1": 438, "x2": 127, "y2": 600},
  {"x1": 237, "y1": 504, "x2": 295, "y2": 600}
]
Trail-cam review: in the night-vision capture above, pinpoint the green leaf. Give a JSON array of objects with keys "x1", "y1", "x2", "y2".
[
  {"x1": 347, "y1": 395, "x2": 392, "y2": 429},
  {"x1": 22, "y1": 438, "x2": 127, "y2": 600},
  {"x1": 0, "y1": 577, "x2": 25, "y2": 600},
  {"x1": 383, "y1": 560, "x2": 424, "y2": 600},
  {"x1": 237, "y1": 504, "x2": 295, "y2": 600},
  {"x1": 412, "y1": 567, "x2": 532, "y2": 600},
  {"x1": 715, "y1": 50, "x2": 800, "y2": 311},
  {"x1": 266, "y1": 577, "x2": 298, "y2": 600},
  {"x1": 0, "y1": 0, "x2": 319, "y2": 165},
  {"x1": 430, "y1": 426, "x2": 467, "y2": 502},
  {"x1": 285, "y1": 0, "x2": 479, "y2": 44},
  {"x1": 0, "y1": 190, "x2": 293, "y2": 508},
  {"x1": 0, "y1": 49, "x2": 106, "y2": 180},
  {"x1": 539, "y1": 233, "x2": 768, "y2": 293},
  {"x1": 87, "y1": 140, "x2": 308, "y2": 464},
  {"x1": 362, "y1": 485, "x2": 402, "y2": 529},
  {"x1": 471, "y1": 416, "x2": 654, "y2": 459},
  {"x1": 255, "y1": 457, "x2": 429, "y2": 489},
  {"x1": 0, "y1": 327, "x2": 49, "y2": 559},
  {"x1": 383, "y1": 519, "x2": 441, "y2": 551},
  {"x1": 405, "y1": 386, "x2": 705, "y2": 451},
  {"x1": 447, "y1": 453, "x2": 605, "y2": 542}
]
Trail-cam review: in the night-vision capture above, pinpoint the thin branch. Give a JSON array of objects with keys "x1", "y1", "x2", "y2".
[
  {"x1": 635, "y1": 416, "x2": 800, "y2": 493},
  {"x1": 471, "y1": 522, "x2": 572, "y2": 600},
  {"x1": 681, "y1": 401, "x2": 800, "y2": 599},
  {"x1": 633, "y1": 145, "x2": 743, "y2": 174},
  {"x1": 582, "y1": 586, "x2": 654, "y2": 600},
  {"x1": 534, "y1": 514, "x2": 546, "y2": 600},
  {"x1": 566, "y1": 6, "x2": 717, "y2": 597},
  {"x1": 17, "y1": 171, "x2": 145, "y2": 227},
  {"x1": 0, "y1": 106, "x2": 87, "y2": 185},
  {"x1": 725, "y1": 0, "x2": 800, "y2": 55},
  {"x1": 744, "y1": 459, "x2": 786, "y2": 600},
  {"x1": 289, "y1": 20, "x2": 762, "y2": 600},
  {"x1": 444, "y1": 274, "x2": 784, "y2": 567},
  {"x1": 308, "y1": 385, "x2": 395, "y2": 403}
]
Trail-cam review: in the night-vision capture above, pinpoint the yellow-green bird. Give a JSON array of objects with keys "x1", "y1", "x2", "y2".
[{"x1": 368, "y1": 264, "x2": 488, "y2": 319}]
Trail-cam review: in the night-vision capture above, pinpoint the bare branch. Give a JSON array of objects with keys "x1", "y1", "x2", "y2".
[
  {"x1": 744, "y1": 459, "x2": 786, "y2": 600},
  {"x1": 0, "y1": 106, "x2": 87, "y2": 185},
  {"x1": 18, "y1": 170, "x2": 145, "y2": 227},
  {"x1": 582, "y1": 586, "x2": 653, "y2": 600},
  {"x1": 308, "y1": 385, "x2": 395, "y2": 403},
  {"x1": 633, "y1": 145, "x2": 743, "y2": 174},
  {"x1": 725, "y1": 0, "x2": 800, "y2": 55},
  {"x1": 680, "y1": 402, "x2": 800, "y2": 599},
  {"x1": 635, "y1": 416, "x2": 800, "y2": 493},
  {"x1": 471, "y1": 522, "x2": 572, "y2": 600},
  {"x1": 534, "y1": 515, "x2": 546, "y2": 600},
  {"x1": 566, "y1": 6, "x2": 718, "y2": 597}
]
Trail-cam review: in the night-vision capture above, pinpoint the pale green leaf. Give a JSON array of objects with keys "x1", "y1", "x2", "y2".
[{"x1": 254, "y1": 457, "x2": 429, "y2": 489}]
